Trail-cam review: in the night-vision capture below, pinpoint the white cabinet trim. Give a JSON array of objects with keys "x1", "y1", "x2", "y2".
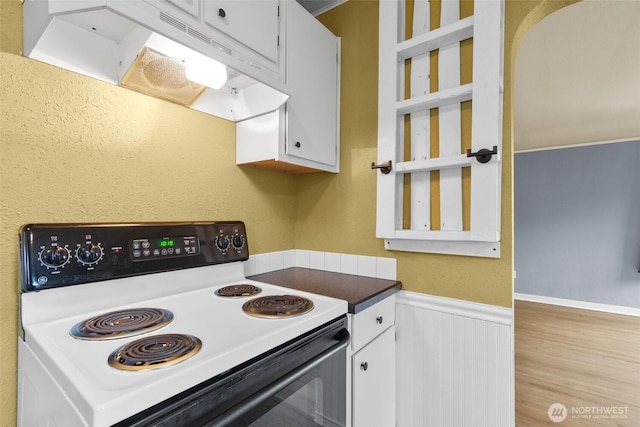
[{"x1": 397, "y1": 290, "x2": 512, "y2": 325}]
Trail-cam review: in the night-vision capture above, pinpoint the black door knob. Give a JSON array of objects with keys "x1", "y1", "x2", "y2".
[
  {"x1": 218, "y1": 8, "x2": 226, "y2": 18},
  {"x1": 294, "y1": 141, "x2": 301, "y2": 148}
]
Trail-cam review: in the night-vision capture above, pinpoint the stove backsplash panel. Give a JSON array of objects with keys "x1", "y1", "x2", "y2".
[{"x1": 20, "y1": 221, "x2": 248, "y2": 292}]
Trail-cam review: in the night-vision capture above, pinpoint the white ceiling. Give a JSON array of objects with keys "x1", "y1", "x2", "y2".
[{"x1": 514, "y1": 0, "x2": 640, "y2": 151}]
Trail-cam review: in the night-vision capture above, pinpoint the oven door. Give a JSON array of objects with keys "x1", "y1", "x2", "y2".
[{"x1": 116, "y1": 316, "x2": 349, "y2": 427}]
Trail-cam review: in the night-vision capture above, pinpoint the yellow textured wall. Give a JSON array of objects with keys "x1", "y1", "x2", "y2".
[
  {"x1": 298, "y1": 1, "x2": 501, "y2": 304},
  {"x1": 296, "y1": 0, "x2": 578, "y2": 307},
  {"x1": 0, "y1": 0, "x2": 581, "y2": 424},
  {"x1": 0, "y1": 0, "x2": 297, "y2": 423}
]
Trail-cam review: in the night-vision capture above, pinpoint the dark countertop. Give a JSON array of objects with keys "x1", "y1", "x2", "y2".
[{"x1": 248, "y1": 267, "x2": 402, "y2": 314}]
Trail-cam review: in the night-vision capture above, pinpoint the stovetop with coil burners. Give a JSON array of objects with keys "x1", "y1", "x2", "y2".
[
  {"x1": 18, "y1": 222, "x2": 347, "y2": 427},
  {"x1": 69, "y1": 307, "x2": 175, "y2": 340}
]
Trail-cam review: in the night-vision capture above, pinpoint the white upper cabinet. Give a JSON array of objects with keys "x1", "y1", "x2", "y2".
[
  {"x1": 283, "y1": 0, "x2": 339, "y2": 169},
  {"x1": 163, "y1": 0, "x2": 199, "y2": 17},
  {"x1": 143, "y1": 0, "x2": 282, "y2": 79},
  {"x1": 236, "y1": 0, "x2": 340, "y2": 173},
  {"x1": 203, "y1": 0, "x2": 279, "y2": 64}
]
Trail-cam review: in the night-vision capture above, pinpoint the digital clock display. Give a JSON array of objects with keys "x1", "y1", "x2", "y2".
[
  {"x1": 159, "y1": 239, "x2": 174, "y2": 247},
  {"x1": 130, "y1": 235, "x2": 199, "y2": 261}
]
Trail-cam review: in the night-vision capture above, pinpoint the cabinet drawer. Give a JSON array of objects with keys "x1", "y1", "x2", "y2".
[{"x1": 350, "y1": 295, "x2": 395, "y2": 352}]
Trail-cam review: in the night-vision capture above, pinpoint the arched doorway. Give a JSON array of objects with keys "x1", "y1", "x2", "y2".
[{"x1": 511, "y1": 1, "x2": 640, "y2": 425}]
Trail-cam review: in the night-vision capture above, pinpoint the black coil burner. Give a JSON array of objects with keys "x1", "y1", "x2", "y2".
[
  {"x1": 70, "y1": 308, "x2": 173, "y2": 340},
  {"x1": 242, "y1": 295, "x2": 314, "y2": 319},
  {"x1": 108, "y1": 333, "x2": 202, "y2": 371},
  {"x1": 215, "y1": 284, "x2": 262, "y2": 297}
]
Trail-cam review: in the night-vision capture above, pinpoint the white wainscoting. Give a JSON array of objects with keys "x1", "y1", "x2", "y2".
[{"x1": 396, "y1": 291, "x2": 514, "y2": 427}]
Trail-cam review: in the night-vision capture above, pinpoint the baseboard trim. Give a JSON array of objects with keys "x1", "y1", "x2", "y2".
[
  {"x1": 514, "y1": 293, "x2": 640, "y2": 317},
  {"x1": 397, "y1": 290, "x2": 513, "y2": 325}
]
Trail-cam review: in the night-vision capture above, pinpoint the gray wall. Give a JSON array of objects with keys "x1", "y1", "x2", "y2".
[{"x1": 514, "y1": 141, "x2": 640, "y2": 308}]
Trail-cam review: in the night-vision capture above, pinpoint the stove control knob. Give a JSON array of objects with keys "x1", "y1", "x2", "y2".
[
  {"x1": 232, "y1": 234, "x2": 245, "y2": 249},
  {"x1": 40, "y1": 246, "x2": 70, "y2": 268},
  {"x1": 216, "y1": 236, "x2": 230, "y2": 252},
  {"x1": 76, "y1": 243, "x2": 103, "y2": 266}
]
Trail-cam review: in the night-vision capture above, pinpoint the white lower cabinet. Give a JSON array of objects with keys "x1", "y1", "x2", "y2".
[
  {"x1": 352, "y1": 326, "x2": 395, "y2": 427},
  {"x1": 348, "y1": 296, "x2": 396, "y2": 426}
]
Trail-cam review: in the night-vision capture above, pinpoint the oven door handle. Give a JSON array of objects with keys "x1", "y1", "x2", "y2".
[{"x1": 208, "y1": 328, "x2": 350, "y2": 427}]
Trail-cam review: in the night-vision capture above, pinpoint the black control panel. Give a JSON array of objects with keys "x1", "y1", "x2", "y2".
[
  {"x1": 130, "y1": 235, "x2": 201, "y2": 261},
  {"x1": 20, "y1": 221, "x2": 249, "y2": 292}
]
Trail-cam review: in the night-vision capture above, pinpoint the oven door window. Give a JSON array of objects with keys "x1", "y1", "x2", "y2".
[{"x1": 244, "y1": 361, "x2": 345, "y2": 426}]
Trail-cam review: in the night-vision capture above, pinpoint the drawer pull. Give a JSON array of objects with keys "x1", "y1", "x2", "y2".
[
  {"x1": 360, "y1": 362, "x2": 368, "y2": 371},
  {"x1": 376, "y1": 316, "x2": 383, "y2": 324}
]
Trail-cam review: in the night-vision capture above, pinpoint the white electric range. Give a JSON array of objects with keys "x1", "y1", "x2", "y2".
[{"x1": 18, "y1": 222, "x2": 348, "y2": 426}]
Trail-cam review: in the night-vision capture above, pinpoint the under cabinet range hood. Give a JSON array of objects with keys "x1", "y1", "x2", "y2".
[{"x1": 23, "y1": 0, "x2": 290, "y2": 122}]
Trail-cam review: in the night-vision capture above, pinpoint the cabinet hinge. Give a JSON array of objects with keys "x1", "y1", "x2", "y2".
[{"x1": 277, "y1": 5, "x2": 280, "y2": 17}]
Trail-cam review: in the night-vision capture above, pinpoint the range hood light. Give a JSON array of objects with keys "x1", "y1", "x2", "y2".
[
  {"x1": 23, "y1": 1, "x2": 290, "y2": 121},
  {"x1": 185, "y1": 56, "x2": 227, "y2": 90}
]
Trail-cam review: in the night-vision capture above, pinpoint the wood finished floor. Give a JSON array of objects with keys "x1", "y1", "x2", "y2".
[{"x1": 515, "y1": 300, "x2": 640, "y2": 426}]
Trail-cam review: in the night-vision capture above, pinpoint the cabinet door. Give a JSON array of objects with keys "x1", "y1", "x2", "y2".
[
  {"x1": 352, "y1": 326, "x2": 395, "y2": 427},
  {"x1": 203, "y1": 0, "x2": 279, "y2": 63},
  {"x1": 165, "y1": 0, "x2": 199, "y2": 17},
  {"x1": 285, "y1": 1, "x2": 339, "y2": 168}
]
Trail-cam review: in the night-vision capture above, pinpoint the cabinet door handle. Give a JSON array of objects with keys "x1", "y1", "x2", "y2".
[
  {"x1": 294, "y1": 141, "x2": 301, "y2": 148},
  {"x1": 376, "y1": 316, "x2": 383, "y2": 324},
  {"x1": 218, "y1": 8, "x2": 226, "y2": 18},
  {"x1": 360, "y1": 361, "x2": 368, "y2": 371}
]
